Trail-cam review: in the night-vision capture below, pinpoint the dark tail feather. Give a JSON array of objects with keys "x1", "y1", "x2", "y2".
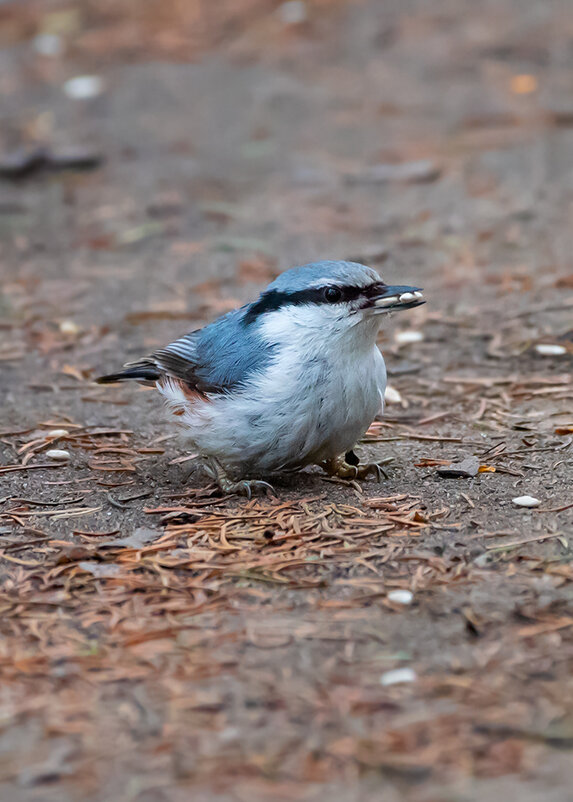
[{"x1": 95, "y1": 364, "x2": 162, "y2": 385}]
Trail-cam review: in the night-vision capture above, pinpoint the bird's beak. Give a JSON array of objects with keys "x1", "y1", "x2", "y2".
[{"x1": 369, "y1": 285, "x2": 425, "y2": 313}]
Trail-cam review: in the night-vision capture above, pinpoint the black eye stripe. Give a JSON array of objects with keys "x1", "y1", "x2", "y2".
[{"x1": 243, "y1": 282, "x2": 385, "y2": 325}]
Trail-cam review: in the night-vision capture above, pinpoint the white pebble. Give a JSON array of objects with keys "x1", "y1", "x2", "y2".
[
  {"x1": 384, "y1": 385, "x2": 403, "y2": 405},
  {"x1": 380, "y1": 667, "x2": 417, "y2": 686},
  {"x1": 512, "y1": 495, "x2": 541, "y2": 508},
  {"x1": 33, "y1": 33, "x2": 63, "y2": 57},
  {"x1": 59, "y1": 320, "x2": 80, "y2": 335},
  {"x1": 394, "y1": 330, "x2": 424, "y2": 345},
  {"x1": 387, "y1": 589, "x2": 413, "y2": 605},
  {"x1": 63, "y1": 75, "x2": 104, "y2": 100},
  {"x1": 535, "y1": 344, "x2": 567, "y2": 356},
  {"x1": 47, "y1": 429, "x2": 69, "y2": 438},
  {"x1": 46, "y1": 449, "x2": 71, "y2": 461},
  {"x1": 277, "y1": 1, "x2": 308, "y2": 25}
]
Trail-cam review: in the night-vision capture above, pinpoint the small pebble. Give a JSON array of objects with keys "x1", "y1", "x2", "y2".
[
  {"x1": 380, "y1": 667, "x2": 417, "y2": 686},
  {"x1": 395, "y1": 330, "x2": 424, "y2": 345},
  {"x1": 47, "y1": 429, "x2": 69, "y2": 438},
  {"x1": 63, "y1": 75, "x2": 104, "y2": 100},
  {"x1": 512, "y1": 495, "x2": 541, "y2": 508},
  {"x1": 59, "y1": 320, "x2": 80, "y2": 335},
  {"x1": 535, "y1": 344, "x2": 567, "y2": 356},
  {"x1": 33, "y1": 33, "x2": 63, "y2": 57},
  {"x1": 384, "y1": 385, "x2": 402, "y2": 405},
  {"x1": 45, "y1": 449, "x2": 71, "y2": 462},
  {"x1": 387, "y1": 589, "x2": 413, "y2": 605},
  {"x1": 0, "y1": 146, "x2": 46, "y2": 179},
  {"x1": 47, "y1": 145, "x2": 103, "y2": 171},
  {"x1": 437, "y1": 456, "x2": 479, "y2": 479},
  {"x1": 346, "y1": 160, "x2": 441, "y2": 184},
  {"x1": 277, "y1": 1, "x2": 308, "y2": 25}
]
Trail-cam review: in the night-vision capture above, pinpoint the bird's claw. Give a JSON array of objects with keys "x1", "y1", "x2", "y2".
[
  {"x1": 320, "y1": 454, "x2": 387, "y2": 483},
  {"x1": 202, "y1": 457, "x2": 275, "y2": 497},
  {"x1": 357, "y1": 462, "x2": 388, "y2": 481},
  {"x1": 222, "y1": 478, "x2": 276, "y2": 499}
]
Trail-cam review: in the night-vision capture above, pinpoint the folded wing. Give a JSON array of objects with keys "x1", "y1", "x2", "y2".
[
  {"x1": 96, "y1": 331, "x2": 211, "y2": 390},
  {"x1": 96, "y1": 307, "x2": 275, "y2": 395}
]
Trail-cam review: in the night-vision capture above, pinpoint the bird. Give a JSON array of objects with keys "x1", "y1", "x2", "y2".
[{"x1": 96, "y1": 260, "x2": 424, "y2": 496}]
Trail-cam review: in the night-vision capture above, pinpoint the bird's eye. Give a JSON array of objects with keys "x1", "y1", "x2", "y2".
[{"x1": 323, "y1": 286, "x2": 343, "y2": 303}]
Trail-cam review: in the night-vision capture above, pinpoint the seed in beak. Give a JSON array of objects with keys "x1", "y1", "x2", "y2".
[
  {"x1": 399, "y1": 292, "x2": 416, "y2": 302},
  {"x1": 374, "y1": 295, "x2": 399, "y2": 307},
  {"x1": 413, "y1": 291, "x2": 423, "y2": 298}
]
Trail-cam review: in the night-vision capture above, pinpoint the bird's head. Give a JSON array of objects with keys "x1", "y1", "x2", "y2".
[{"x1": 242, "y1": 260, "x2": 424, "y2": 349}]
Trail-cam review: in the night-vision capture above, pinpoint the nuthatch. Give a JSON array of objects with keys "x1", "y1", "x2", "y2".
[{"x1": 97, "y1": 261, "x2": 424, "y2": 495}]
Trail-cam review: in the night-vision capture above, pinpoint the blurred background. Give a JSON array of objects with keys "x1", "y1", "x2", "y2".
[
  {"x1": 1, "y1": 0, "x2": 572, "y2": 371},
  {"x1": 1, "y1": 1, "x2": 573, "y2": 801}
]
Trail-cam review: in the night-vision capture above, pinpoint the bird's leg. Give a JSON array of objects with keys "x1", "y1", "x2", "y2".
[
  {"x1": 320, "y1": 450, "x2": 387, "y2": 482},
  {"x1": 202, "y1": 456, "x2": 275, "y2": 499}
]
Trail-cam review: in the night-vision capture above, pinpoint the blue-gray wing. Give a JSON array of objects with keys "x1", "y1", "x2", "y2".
[{"x1": 126, "y1": 307, "x2": 274, "y2": 394}]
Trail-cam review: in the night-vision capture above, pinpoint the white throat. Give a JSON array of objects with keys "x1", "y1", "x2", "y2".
[{"x1": 258, "y1": 305, "x2": 381, "y2": 357}]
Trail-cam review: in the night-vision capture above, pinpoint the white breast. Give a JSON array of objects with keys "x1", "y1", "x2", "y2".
[{"x1": 159, "y1": 307, "x2": 387, "y2": 478}]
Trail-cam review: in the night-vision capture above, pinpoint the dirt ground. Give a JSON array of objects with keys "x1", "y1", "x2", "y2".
[{"x1": 1, "y1": 0, "x2": 573, "y2": 800}]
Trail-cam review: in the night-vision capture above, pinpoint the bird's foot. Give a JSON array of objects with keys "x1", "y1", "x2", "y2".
[
  {"x1": 203, "y1": 457, "x2": 275, "y2": 499},
  {"x1": 320, "y1": 451, "x2": 388, "y2": 482},
  {"x1": 219, "y1": 477, "x2": 275, "y2": 499}
]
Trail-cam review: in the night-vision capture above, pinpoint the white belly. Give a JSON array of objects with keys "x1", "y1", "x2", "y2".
[{"x1": 159, "y1": 344, "x2": 387, "y2": 478}]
